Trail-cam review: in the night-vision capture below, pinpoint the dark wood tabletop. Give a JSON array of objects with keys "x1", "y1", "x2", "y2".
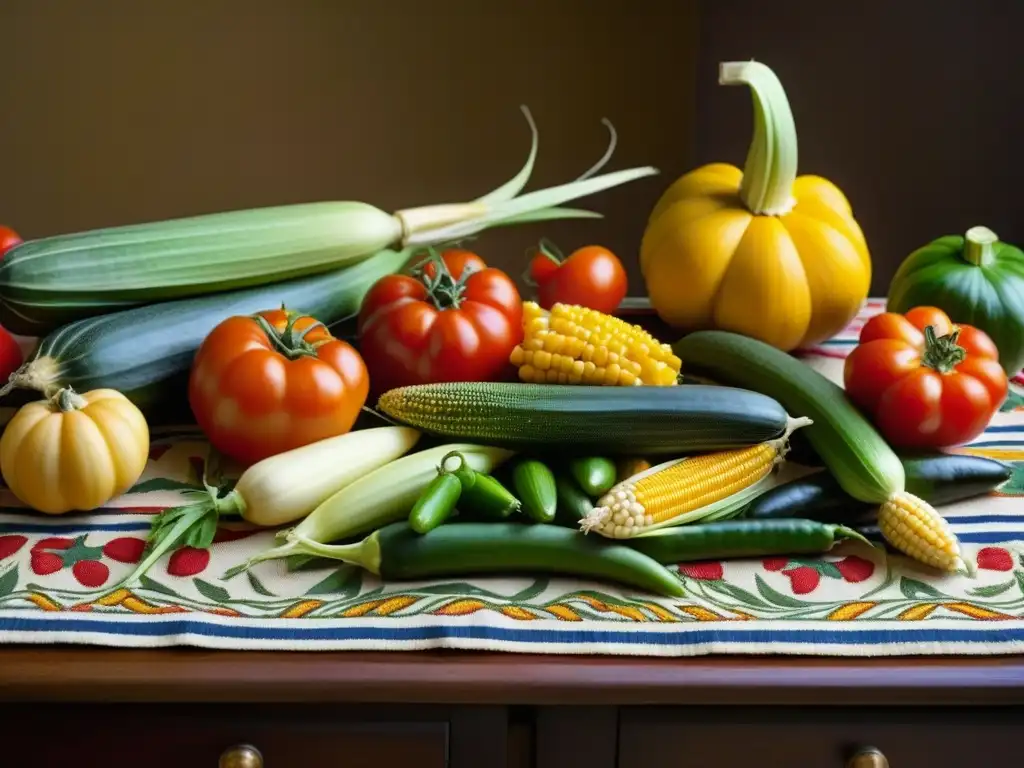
[{"x1": 2, "y1": 648, "x2": 1024, "y2": 706}]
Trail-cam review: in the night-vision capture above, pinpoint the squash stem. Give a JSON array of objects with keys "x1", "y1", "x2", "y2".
[
  {"x1": 963, "y1": 226, "x2": 998, "y2": 267},
  {"x1": 719, "y1": 60, "x2": 798, "y2": 216}
]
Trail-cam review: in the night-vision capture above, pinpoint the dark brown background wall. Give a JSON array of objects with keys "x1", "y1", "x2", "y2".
[
  {"x1": 1, "y1": 1, "x2": 1020, "y2": 297},
  {"x1": 0, "y1": 0, "x2": 697, "y2": 296}
]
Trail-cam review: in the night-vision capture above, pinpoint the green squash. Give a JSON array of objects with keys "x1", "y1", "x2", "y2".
[{"x1": 888, "y1": 226, "x2": 1024, "y2": 376}]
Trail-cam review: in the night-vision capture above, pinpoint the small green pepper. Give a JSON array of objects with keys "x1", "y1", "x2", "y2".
[{"x1": 408, "y1": 453, "x2": 464, "y2": 534}]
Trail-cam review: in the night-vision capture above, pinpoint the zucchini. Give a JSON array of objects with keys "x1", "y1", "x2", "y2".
[
  {"x1": 553, "y1": 472, "x2": 595, "y2": 527},
  {"x1": 1, "y1": 248, "x2": 412, "y2": 413},
  {"x1": 675, "y1": 331, "x2": 905, "y2": 504},
  {"x1": 744, "y1": 453, "x2": 1012, "y2": 523},
  {"x1": 377, "y1": 382, "x2": 792, "y2": 456}
]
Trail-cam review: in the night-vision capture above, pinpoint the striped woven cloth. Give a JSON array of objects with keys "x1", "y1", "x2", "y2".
[{"x1": 0, "y1": 300, "x2": 1022, "y2": 655}]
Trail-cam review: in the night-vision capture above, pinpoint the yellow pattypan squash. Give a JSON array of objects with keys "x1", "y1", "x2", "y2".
[
  {"x1": 640, "y1": 60, "x2": 872, "y2": 351},
  {"x1": 0, "y1": 388, "x2": 149, "y2": 514}
]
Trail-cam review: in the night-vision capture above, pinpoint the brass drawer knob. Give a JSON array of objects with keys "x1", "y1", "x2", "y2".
[
  {"x1": 848, "y1": 747, "x2": 889, "y2": 768},
  {"x1": 220, "y1": 744, "x2": 263, "y2": 768}
]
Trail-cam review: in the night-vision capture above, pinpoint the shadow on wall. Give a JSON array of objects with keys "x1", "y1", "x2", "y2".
[
  {"x1": 0, "y1": 0, "x2": 699, "y2": 295},
  {"x1": 695, "y1": 0, "x2": 1024, "y2": 294}
]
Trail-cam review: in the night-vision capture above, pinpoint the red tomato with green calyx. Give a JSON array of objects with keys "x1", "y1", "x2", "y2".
[
  {"x1": 528, "y1": 240, "x2": 627, "y2": 314},
  {"x1": 357, "y1": 249, "x2": 523, "y2": 394},
  {"x1": 417, "y1": 248, "x2": 486, "y2": 281},
  {"x1": 189, "y1": 307, "x2": 369, "y2": 465},
  {"x1": 843, "y1": 306, "x2": 1007, "y2": 449},
  {"x1": 0, "y1": 226, "x2": 22, "y2": 258}
]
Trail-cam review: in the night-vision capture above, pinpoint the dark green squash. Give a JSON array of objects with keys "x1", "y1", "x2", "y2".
[{"x1": 887, "y1": 226, "x2": 1024, "y2": 375}]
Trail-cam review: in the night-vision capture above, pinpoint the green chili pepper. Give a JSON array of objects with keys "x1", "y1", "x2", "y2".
[
  {"x1": 408, "y1": 452, "x2": 464, "y2": 534},
  {"x1": 627, "y1": 518, "x2": 873, "y2": 564},
  {"x1": 554, "y1": 472, "x2": 594, "y2": 527},
  {"x1": 291, "y1": 521, "x2": 685, "y2": 597}
]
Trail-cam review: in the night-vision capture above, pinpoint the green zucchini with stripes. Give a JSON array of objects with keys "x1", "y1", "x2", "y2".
[
  {"x1": 0, "y1": 248, "x2": 412, "y2": 413},
  {"x1": 376, "y1": 382, "x2": 793, "y2": 456}
]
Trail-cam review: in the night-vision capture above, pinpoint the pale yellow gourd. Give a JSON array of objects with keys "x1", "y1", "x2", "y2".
[{"x1": 0, "y1": 388, "x2": 150, "y2": 514}]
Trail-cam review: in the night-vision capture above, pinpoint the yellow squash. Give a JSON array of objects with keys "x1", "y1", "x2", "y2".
[
  {"x1": 0, "y1": 388, "x2": 150, "y2": 514},
  {"x1": 640, "y1": 61, "x2": 871, "y2": 351}
]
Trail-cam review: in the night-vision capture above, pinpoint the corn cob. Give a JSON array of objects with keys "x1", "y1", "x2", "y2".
[
  {"x1": 509, "y1": 301, "x2": 681, "y2": 386},
  {"x1": 878, "y1": 492, "x2": 970, "y2": 574},
  {"x1": 580, "y1": 417, "x2": 812, "y2": 538}
]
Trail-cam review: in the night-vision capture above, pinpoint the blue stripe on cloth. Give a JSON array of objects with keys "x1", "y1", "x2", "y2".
[
  {"x1": 862, "y1": 530, "x2": 1024, "y2": 544},
  {"x1": 940, "y1": 514, "x2": 1024, "y2": 524},
  {"x1": 977, "y1": 425, "x2": 1024, "y2": 434},
  {"x1": 0, "y1": 614, "x2": 1021, "y2": 646},
  {"x1": 0, "y1": 521, "x2": 152, "y2": 534},
  {"x1": 955, "y1": 440, "x2": 1024, "y2": 447}
]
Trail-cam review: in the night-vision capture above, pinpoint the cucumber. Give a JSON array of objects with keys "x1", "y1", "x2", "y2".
[
  {"x1": 675, "y1": 331, "x2": 905, "y2": 504},
  {"x1": 553, "y1": 472, "x2": 595, "y2": 527},
  {"x1": 1, "y1": 248, "x2": 412, "y2": 414},
  {"x1": 568, "y1": 456, "x2": 617, "y2": 497},
  {"x1": 512, "y1": 459, "x2": 558, "y2": 523}
]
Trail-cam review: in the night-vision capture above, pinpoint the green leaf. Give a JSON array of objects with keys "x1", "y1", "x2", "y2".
[
  {"x1": 184, "y1": 511, "x2": 218, "y2": 550},
  {"x1": 899, "y1": 577, "x2": 946, "y2": 600},
  {"x1": 286, "y1": 554, "x2": 325, "y2": 572},
  {"x1": 969, "y1": 579, "x2": 1016, "y2": 598},
  {"x1": 1015, "y1": 571, "x2": 1024, "y2": 596},
  {"x1": 137, "y1": 574, "x2": 178, "y2": 597},
  {"x1": 0, "y1": 565, "x2": 18, "y2": 597},
  {"x1": 706, "y1": 581, "x2": 770, "y2": 608},
  {"x1": 787, "y1": 558, "x2": 844, "y2": 580},
  {"x1": 306, "y1": 567, "x2": 363, "y2": 597},
  {"x1": 754, "y1": 574, "x2": 808, "y2": 608},
  {"x1": 510, "y1": 578, "x2": 549, "y2": 602},
  {"x1": 193, "y1": 578, "x2": 231, "y2": 603},
  {"x1": 129, "y1": 477, "x2": 203, "y2": 494},
  {"x1": 246, "y1": 571, "x2": 275, "y2": 597}
]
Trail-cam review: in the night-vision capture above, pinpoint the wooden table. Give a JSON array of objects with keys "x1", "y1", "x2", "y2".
[{"x1": 1, "y1": 649, "x2": 1022, "y2": 767}]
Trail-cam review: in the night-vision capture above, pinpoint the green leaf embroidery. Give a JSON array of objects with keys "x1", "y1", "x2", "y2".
[
  {"x1": 0, "y1": 565, "x2": 17, "y2": 597},
  {"x1": 137, "y1": 574, "x2": 179, "y2": 598},
  {"x1": 193, "y1": 578, "x2": 231, "y2": 603},
  {"x1": 306, "y1": 567, "x2": 363, "y2": 597},
  {"x1": 286, "y1": 554, "x2": 327, "y2": 572},
  {"x1": 999, "y1": 388, "x2": 1024, "y2": 412},
  {"x1": 129, "y1": 477, "x2": 204, "y2": 494},
  {"x1": 899, "y1": 577, "x2": 946, "y2": 600},
  {"x1": 754, "y1": 575, "x2": 807, "y2": 608},
  {"x1": 969, "y1": 579, "x2": 1016, "y2": 598},
  {"x1": 705, "y1": 580, "x2": 770, "y2": 608},
  {"x1": 997, "y1": 462, "x2": 1024, "y2": 496},
  {"x1": 788, "y1": 558, "x2": 844, "y2": 580},
  {"x1": 246, "y1": 571, "x2": 275, "y2": 597},
  {"x1": 511, "y1": 578, "x2": 549, "y2": 602},
  {"x1": 1015, "y1": 571, "x2": 1024, "y2": 596}
]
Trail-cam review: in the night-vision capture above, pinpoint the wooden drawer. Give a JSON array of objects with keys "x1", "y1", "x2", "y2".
[
  {"x1": 618, "y1": 706, "x2": 1023, "y2": 768},
  {"x1": 0, "y1": 704, "x2": 450, "y2": 768}
]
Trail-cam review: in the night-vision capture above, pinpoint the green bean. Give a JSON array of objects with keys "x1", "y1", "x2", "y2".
[{"x1": 627, "y1": 518, "x2": 872, "y2": 564}]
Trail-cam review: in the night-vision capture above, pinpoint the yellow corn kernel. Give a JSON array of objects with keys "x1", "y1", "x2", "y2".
[
  {"x1": 580, "y1": 441, "x2": 785, "y2": 539},
  {"x1": 879, "y1": 492, "x2": 968, "y2": 574},
  {"x1": 508, "y1": 302, "x2": 682, "y2": 387}
]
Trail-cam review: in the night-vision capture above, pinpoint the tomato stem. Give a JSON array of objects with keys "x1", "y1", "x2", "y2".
[
  {"x1": 415, "y1": 247, "x2": 470, "y2": 310},
  {"x1": 921, "y1": 325, "x2": 966, "y2": 373},
  {"x1": 963, "y1": 226, "x2": 998, "y2": 267},
  {"x1": 253, "y1": 310, "x2": 323, "y2": 360}
]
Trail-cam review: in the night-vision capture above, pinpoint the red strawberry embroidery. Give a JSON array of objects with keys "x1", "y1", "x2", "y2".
[
  {"x1": 0, "y1": 535, "x2": 27, "y2": 560},
  {"x1": 30, "y1": 551, "x2": 64, "y2": 575},
  {"x1": 72, "y1": 560, "x2": 109, "y2": 588},
  {"x1": 678, "y1": 561, "x2": 724, "y2": 580},
  {"x1": 835, "y1": 555, "x2": 875, "y2": 583},
  {"x1": 977, "y1": 547, "x2": 1014, "y2": 572},
  {"x1": 31, "y1": 536, "x2": 73, "y2": 553},
  {"x1": 102, "y1": 537, "x2": 146, "y2": 564},
  {"x1": 763, "y1": 557, "x2": 789, "y2": 572},
  {"x1": 167, "y1": 547, "x2": 210, "y2": 577},
  {"x1": 783, "y1": 566, "x2": 821, "y2": 595}
]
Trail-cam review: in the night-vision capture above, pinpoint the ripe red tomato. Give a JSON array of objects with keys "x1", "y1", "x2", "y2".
[
  {"x1": 189, "y1": 307, "x2": 369, "y2": 464},
  {"x1": 357, "y1": 250, "x2": 523, "y2": 394},
  {"x1": 0, "y1": 326, "x2": 23, "y2": 382},
  {"x1": 843, "y1": 306, "x2": 1007, "y2": 449},
  {"x1": 0, "y1": 226, "x2": 22, "y2": 257},
  {"x1": 418, "y1": 248, "x2": 486, "y2": 281},
  {"x1": 528, "y1": 242, "x2": 627, "y2": 314}
]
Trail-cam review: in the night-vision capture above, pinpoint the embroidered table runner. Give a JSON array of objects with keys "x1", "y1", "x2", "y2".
[{"x1": 0, "y1": 299, "x2": 1022, "y2": 655}]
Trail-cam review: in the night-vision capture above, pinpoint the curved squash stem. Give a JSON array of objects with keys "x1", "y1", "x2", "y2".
[
  {"x1": 719, "y1": 60, "x2": 798, "y2": 216},
  {"x1": 963, "y1": 226, "x2": 998, "y2": 267}
]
